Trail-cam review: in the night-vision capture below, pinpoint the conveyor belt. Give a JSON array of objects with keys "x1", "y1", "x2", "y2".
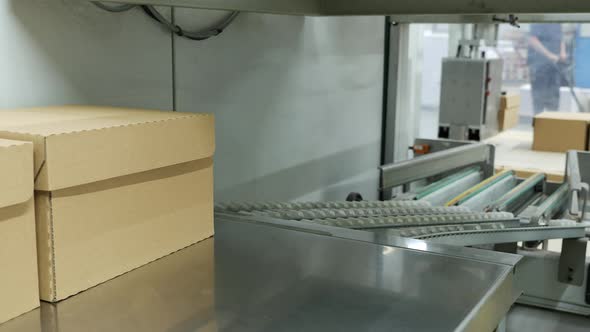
[
  {"x1": 415, "y1": 167, "x2": 481, "y2": 199},
  {"x1": 446, "y1": 170, "x2": 514, "y2": 207},
  {"x1": 461, "y1": 175, "x2": 518, "y2": 212},
  {"x1": 302, "y1": 212, "x2": 518, "y2": 229},
  {"x1": 256, "y1": 206, "x2": 471, "y2": 220},
  {"x1": 215, "y1": 200, "x2": 430, "y2": 213},
  {"x1": 419, "y1": 169, "x2": 484, "y2": 206},
  {"x1": 393, "y1": 167, "x2": 485, "y2": 206},
  {"x1": 402, "y1": 220, "x2": 590, "y2": 246}
]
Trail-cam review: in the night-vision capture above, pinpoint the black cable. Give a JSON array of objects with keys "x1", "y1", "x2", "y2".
[
  {"x1": 141, "y1": 5, "x2": 239, "y2": 41},
  {"x1": 92, "y1": 2, "x2": 238, "y2": 41},
  {"x1": 91, "y1": 1, "x2": 136, "y2": 12}
]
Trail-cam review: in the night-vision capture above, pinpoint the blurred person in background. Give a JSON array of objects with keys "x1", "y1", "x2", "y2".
[{"x1": 528, "y1": 24, "x2": 566, "y2": 114}]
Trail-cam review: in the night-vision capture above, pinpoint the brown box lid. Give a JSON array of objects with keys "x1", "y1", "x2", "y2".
[{"x1": 0, "y1": 106, "x2": 215, "y2": 191}]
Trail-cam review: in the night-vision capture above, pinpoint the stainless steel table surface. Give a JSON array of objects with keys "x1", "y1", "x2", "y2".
[{"x1": 0, "y1": 216, "x2": 520, "y2": 332}]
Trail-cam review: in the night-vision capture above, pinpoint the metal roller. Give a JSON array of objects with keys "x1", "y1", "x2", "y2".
[
  {"x1": 445, "y1": 170, "x2": 517, "y2": 211},
  {"x1": 526, "y1": 183, "x2": 570, "y2": 225},
  {"x1": 486, "y1": 173, "x2": 546, "y2": 213},
  {"x1": 416, "y1": 167, "x2": 484, "y2": 206}
]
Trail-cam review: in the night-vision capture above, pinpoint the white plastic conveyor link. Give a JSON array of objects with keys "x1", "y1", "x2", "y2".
[
  {"x1": 259, "y1": 206, "x2": 471, "y2": 221},
  {"x1": 390, "y1": 222, "x2": 511, "y2": 238},
  {"x1": 215, "y1": 200, "x2": 431, "y2": 213},
  {"x1": 303, "y1": 211, "x2": 517, "y2": 229}
]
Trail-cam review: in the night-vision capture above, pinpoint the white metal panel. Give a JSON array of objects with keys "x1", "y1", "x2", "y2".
[
  {"x1": 0, "y1": 0, "x2": 172, "y2": 110},
  {"x1": 174, "y1": 11, "x2": 384, "y2": 201}
]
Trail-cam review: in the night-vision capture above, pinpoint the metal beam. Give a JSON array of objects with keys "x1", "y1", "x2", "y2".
[
  {"x1": 380, "y1": 18, "x2": 398, "y2": 200},
  {"x1": 91, "y1": 0, "x2": 590, "y2": 17},
  {"x1": 389, "y1": 14, "x2": 590, "y2": 23},
  {"x1": 99, "y1": 0, "x2": 321, "y2": 15},
  {"x1": 566, "y1": 151, "x2": 589, "y2": 221},
  {"x1": 322, "y1": 0, "x2": 590, "y2": 15},
  {"x1": 380, "y1": 143, "x2": 494, "y2": 190}
]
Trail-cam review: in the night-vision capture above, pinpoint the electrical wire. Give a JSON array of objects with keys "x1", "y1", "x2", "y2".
[
  {"x1": 142, "y1": 5, "x2": 239, "y2": 41},
  {"x1": 92, "y1": 2, "x2": 238, "y2": 41},
  {"x1": 91, "y1": 1, "x2": 136, "y2": 12}
]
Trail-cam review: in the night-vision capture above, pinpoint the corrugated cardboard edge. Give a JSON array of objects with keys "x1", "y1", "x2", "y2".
[
  {"x1": 0, "y1": 112, "x2": 211, "y2": 137},
  {"x1": 0, "y1": 131, "x2": 47, "y2": 188},
  {"x1": 35, "y1": 192, "x2": 58, "y2": 302},
  {"x1": 0, "y1": 140, "x2": 34, "y2": 208}
]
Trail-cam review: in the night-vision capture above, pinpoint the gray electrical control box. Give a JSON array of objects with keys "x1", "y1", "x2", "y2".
[{"x1": 438, "y1": 58, "x2": 503, "y2": 141}]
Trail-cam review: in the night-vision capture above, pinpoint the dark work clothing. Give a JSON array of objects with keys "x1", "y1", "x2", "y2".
[
  {"x1": 528, "y1": 24, "x2": 563, "y2": 114},
  {"x1": 530, "y1": 65, "x2": 560, "y2": 114},
  {"x1": 528, "y1": 24, "x2": 562, "y2": 67}
]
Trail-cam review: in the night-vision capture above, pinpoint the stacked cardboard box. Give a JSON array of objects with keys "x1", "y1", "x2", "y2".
[
  {"x1": 533, "y1": 112, "x2": 590, "y2": 152},
  {"x1": 498, "y1": 94, "x2": 520, "y2": 131},
  {"x1": 0, "y1": 106, "x2": 215, "y2": 302},
  {"x1": 0, "y1": 139, "x2": 39, "y2": 323}
]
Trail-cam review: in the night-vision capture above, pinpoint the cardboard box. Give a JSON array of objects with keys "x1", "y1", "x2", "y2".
[
  {"x1": 498, "y1": 106, "x2": 520, "y2": 131},
  {"x1": 500, "y1": 94, "x2": 521, "y2": 110},
  {"x1": 0, "y1": 139, "x2": 39, "y2": 323},
  {"x1": 533, "y1": 112, "x2": 590, "y2": 152},
  {"x1": 0, "y1": 106, "x2": 214, "y2": 302}
]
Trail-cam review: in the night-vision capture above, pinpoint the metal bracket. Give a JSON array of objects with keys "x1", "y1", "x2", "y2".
[
  {"x1": 558, "y1": 238, "x2": 588, "y2": 286},
  {"x1": 565, "y1": 151, "x2": 590, "y2": 222},
  {"x1": 492, "y1": 14, "x2": 520, "y2": 28}
]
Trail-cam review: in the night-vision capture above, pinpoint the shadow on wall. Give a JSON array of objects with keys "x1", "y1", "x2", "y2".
[
  {"x1": 173, "y1": 11, "x2": 307, "y2": 110},
  {"x1": 215, "y1": 141, "x2": 380, "y2": 202},
  {"x1": 171, "y1": 13, "x2": 384, "y2": 203},
  {"x1": 6, "y1": 0, "x2": 172, "y2": 109}
]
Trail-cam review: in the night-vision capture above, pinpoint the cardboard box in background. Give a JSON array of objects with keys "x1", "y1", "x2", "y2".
[
  {"x1": 0, "y1": 139, "x2": 39, "y2": 324},
  {"x1": 500, "y1": 94, "x2": 521, "y2": 110},
  {"x1": 498, "y1": 106, "x2": 520, "y2": 131},
  {"x1": 533, "y1": 112, "x2": 590, "y2": 152},
  {"x1": 0, "y1": 106, "x2": 215, "y2": 302}
]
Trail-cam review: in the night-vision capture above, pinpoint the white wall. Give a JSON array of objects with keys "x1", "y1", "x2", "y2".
[
  {"x1": 0, "y1": 1, "x2": 385, "y2": 202},
  {"x1": 0, "y1": 0, "x2": 172, "y2": 109},
  {"x1": 174, "y1": 10, "x2": 384, "y2": 201},
  {"x1": 420, "y1": 30, "x2": 448, "y2": 109}
]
